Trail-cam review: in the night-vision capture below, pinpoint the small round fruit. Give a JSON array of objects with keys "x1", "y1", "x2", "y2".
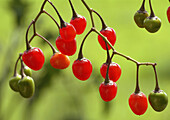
[
  {"x1": 70, "y1": 15, "x2": 87, "y2": 35},
  {"x1": 129, "y1": 92, "x2": 148, "y2": 115},
  {"x1": 20, "y1": 66, "x2": 32, "y2": 77},
  {"x1": 99, "y1": 80, "x2": 117, "y2": 102},
  {"x1": 98, "y1": 27, "x2": 116, "y2": 50},
  {"x1": 72, "y1": 58, "x2": 92, "y2": 81},
  {"x1": 134, "y1": 10, "x2": 149, "y2": 28},
  {"x1": 144, "y1": 16, "x2": 161, "y2": 33},
  {"x1": 55, "y1": 36, "x2": 77, "y2": 56},
  {"x1": 22, "y1": 47, "x2": 45, "y2": 71},
  {"x1": 59, "y1": 23, "x2": 76, "y2": 41},
  {"x1": 167, "y1": 6, "x2": 170, "y2": 23},
  {"x1": 100, "y1": 62, "x2": 121, "y2": 82},
  {"x1": 50, "y1": 52, "x2": 70, "y2": 69},
  {"x1": 148, "y1": 90, "x2": 168, "y2": 112},
  {"x1": 18, "y1": 76, "x2": 35, "y2": 98},
  {"x1": 9, "y1": 74, "x2": 21, "y2": 92}
]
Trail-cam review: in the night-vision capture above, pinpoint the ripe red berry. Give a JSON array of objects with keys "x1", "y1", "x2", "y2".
[
  {"x1": 50, "y1": 52, "x2": 70, "y2": 69},
  {"x1": 55, "y1": 36, "x2": 77, "y2": 56},
  {"x1": 98, "y1": 27, "x2": 116, "y2": 50},
  {"x1": 99, "y1": 80, "x2": 117, "y2": 102},
  {"x1": 167, "y1": 6, "x2": 170, "y2": 23},
  {"x1": 129, "y1": 92, "x2": 148, "y2": 115},
  {"x1": 22, "y1": 47, "x2": 45, "y2": 71},
  {"x1": 70, "y1": 15, "x2": 87, "y2": 35},
  {"x1": 100, "y1": 62, "x2": 121, "y2": 82},
  {"x1": 72, "y1": 58, "x2": 92, "y2": 81},
  {"x1": 59, "y1": 23, "x2": 76, "y2": 42}
]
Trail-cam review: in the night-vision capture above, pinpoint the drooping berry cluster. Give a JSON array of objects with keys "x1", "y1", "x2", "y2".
[
  {"x1": 9, "y1": 0, "x2": 168, "y2": 116},
  {"x1": 134, "y1": 0, "x2": 161, "y2": 33}
]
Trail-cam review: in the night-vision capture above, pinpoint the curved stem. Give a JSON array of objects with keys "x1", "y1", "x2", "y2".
[
  {"x1": 104, "y1": 59, "x2": 111, "y2": 84},
  {"x1": 81, "y1": 0, "x2": 95, "y2": 27},
  {"x1": 78, "y1": 29, "x2": 93, "y2": 59},
  {"x1": 92, "y1": 10, "x2": 107, "y2": 30},
  {"x1": 25, "y1": 0, "x2": 48, "y2": 50},
  {"x1": 135, "y1": 64, "x2": 140, "y2": 93},
  {"x1": 152, "y1": 65, "x2": 160, "y2": 92},
  {"x1": 48, "y1": 0, "x2": 66, "y2": 27},
  {"x1": 69, "y1": 0, "x2": 78, "y2": 18},
  {"x1": 35, "y1": 33, "x2": 58, "y2": 54},
  {"x1": 105, "y1": 41, "x2": 110, "y2": 64},
  {"x1": 13, "y1": 53, "x2": 23, "y2": 76},
  {"x1": 149, "y1": 0, "x2": 155, "y2": 17},
  {"x1": 139, "y1": 0, "x2": 146, "y2": 11},
  {"x1": 20, "y1": 58, "x2": 26, "y2": 79},
  {"x1": 43, "y1": 10, "x2": 60, "y2": 29}
]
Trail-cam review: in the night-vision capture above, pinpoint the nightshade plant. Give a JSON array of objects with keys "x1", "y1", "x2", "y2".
[{"x1": 9, "y1": 0, "x2": 168, "y2": 115}]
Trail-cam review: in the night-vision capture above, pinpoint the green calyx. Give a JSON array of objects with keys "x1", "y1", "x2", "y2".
[
  {"x1": 144, "y1": 16, "x2": 161, "y2": 33},
  {"x1": 149, "y1": 90, "x2": 168, "y2": 112},
  {"x1": 134, "y1": 10, "x2": 149, "y2": 28},
  {"x1": 18, "y1": 76, "x2": 35, "y2": 98},
  {"x1": 9, "y1": 74, "x2": 21, "y2": 92}
]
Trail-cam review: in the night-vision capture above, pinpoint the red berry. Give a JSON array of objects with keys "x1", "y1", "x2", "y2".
[
  {"x1": 59, "y1": 23, "x2": 76, "y2": 42},
  {"x1": 98, "y1": 27, "x2": 116, "y2": 50},
  {"x1": 129, "y1": 92, "x2": 148, "y2": 115},
  {"x1": 72, "y1": 58, "x2": 92, "y2": 81},
  {"x1": 50, "y1": 52, "x2": 70, "y2": 69},
  {"x1": 22, "y1": 47, "x2": 45, "y2": 71},
  {"x1": 100, "y1": 62, "x2": 121, "y2": 82},
  {"x1": 70, "y1": 15, "x2": 87, "y2": 35},
  {"x1": 99, "y1": 80, "x2": 117, "y2": 102},
  {"x1": 55, "y1": 36, "x2": 77, "y2": 56},
  {"x1": 167, "y1": 6, "x2": 170, "y2": 23}
]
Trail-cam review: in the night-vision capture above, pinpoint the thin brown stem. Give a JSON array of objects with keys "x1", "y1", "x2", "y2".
[
  {"x1": 69, "y1": 0, "x2": 78, "y2": 18},
  {"x1": 152, "y1": 64, "x2": 160, "y2": 92},
  {"x1": 35, "y1": 33, "x2": 58, "y2": 54},
  {"x1": 78, "y1": 29, "x2": 93, "y2": 59},
  {"x1": 13, "y1": 53, "x2": 23, "y2": 76},
  {"x1": 139, "y1": 0, "x2": 146, "y2": 11},
  {"x1": 149, "y1": 0, "x2": 155, "y2": 17},
  {"x1": 135, "y1": 64, "x2": 140, "y2": 93},
  {"x1": 25, "y1": 0, "x2": 48, "y2": 50},
  {"x1": 43, "y1": 10, "x2": 60, "y2": 29},
  {"x1": 20, "y1": 58, "x2": 26, "y2": 79},
  {"x1": 92, "y1": 10, "x2": 107, "y2": 29},
  {"x1": 81, "y1": 0, "x2": 95, "y2": 27},
  {"x1": 48, "y1": 0, "x2": 66, "y2": 27}
]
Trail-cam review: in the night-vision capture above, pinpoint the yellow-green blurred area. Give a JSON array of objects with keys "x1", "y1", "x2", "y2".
[{"x1": 0, "y1": 0, "x2": 170, "y2": 120}]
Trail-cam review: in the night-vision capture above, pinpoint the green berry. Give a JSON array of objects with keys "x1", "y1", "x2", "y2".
[
  {"x1": 149, "y1": 90, "x2": 168, "y2": 112},
  {"x1": 9, "y1": 74, "x2": 21, "y2": 92},
  {"x1": 18, "y1": 76, "x2": 35, "y2": 98}
]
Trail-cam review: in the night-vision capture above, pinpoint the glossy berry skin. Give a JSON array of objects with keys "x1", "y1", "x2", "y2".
[
  {"x1": 9, "y1": 74, "x2": 21, "y2": 92},
  {"x1": 129, "y1": 92, "x2": 148, "y2": 115},
  {"x1": 98, "y1": 27, "x2": 116, "y2": 50},
  {"x1": 70, "y1": 15, "x2": 87, "y2": 35},
  {"x1": 22, "y1": 47, "x2": 45, "y2": 71},
  {"x1": 134, "y1": 10, "x2": 149, "y2": 28},
  {"x1": 149, "y1": 90, "x2": 168, "y2": 112},
  {"x1": 50, "y1": 52, "x2": 70, "y2": 69},
  {"x1": 55, "y1": 36, "x2": 77, "y2": 56},
  {"x1": 167, "y1": 6, "x2": 170, "y2": 23},
  {"x1": 72, "y1": 58, "x2": 92, "y2": 81},
  {"x1": 99, "y1": 80, "x2": 117, "y2": 102},
  {"x1": 144, "y1": 17, "x2": 161, "y2": 33},
  {"x1": 18, "y1": 76, "x2": 35, "y2": 98},
  {"x1": 59, "y1": 23, "x2": 76, "y2": 42},
  {"x1": 100, "y1": 62, "x2": 121, "y2": 82}
]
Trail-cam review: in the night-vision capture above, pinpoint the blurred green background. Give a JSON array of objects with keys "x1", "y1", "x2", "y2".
[{"x1": 0, "y1": 0, "x2": 170, "y2": 120}]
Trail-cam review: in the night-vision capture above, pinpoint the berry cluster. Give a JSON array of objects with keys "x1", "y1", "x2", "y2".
[
  {"x1": 9, "y1": 0, "x2": 168, "y2": 115},
  {"x1": 134, "y1": 0, "x2": 161, "y2": 33}
]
